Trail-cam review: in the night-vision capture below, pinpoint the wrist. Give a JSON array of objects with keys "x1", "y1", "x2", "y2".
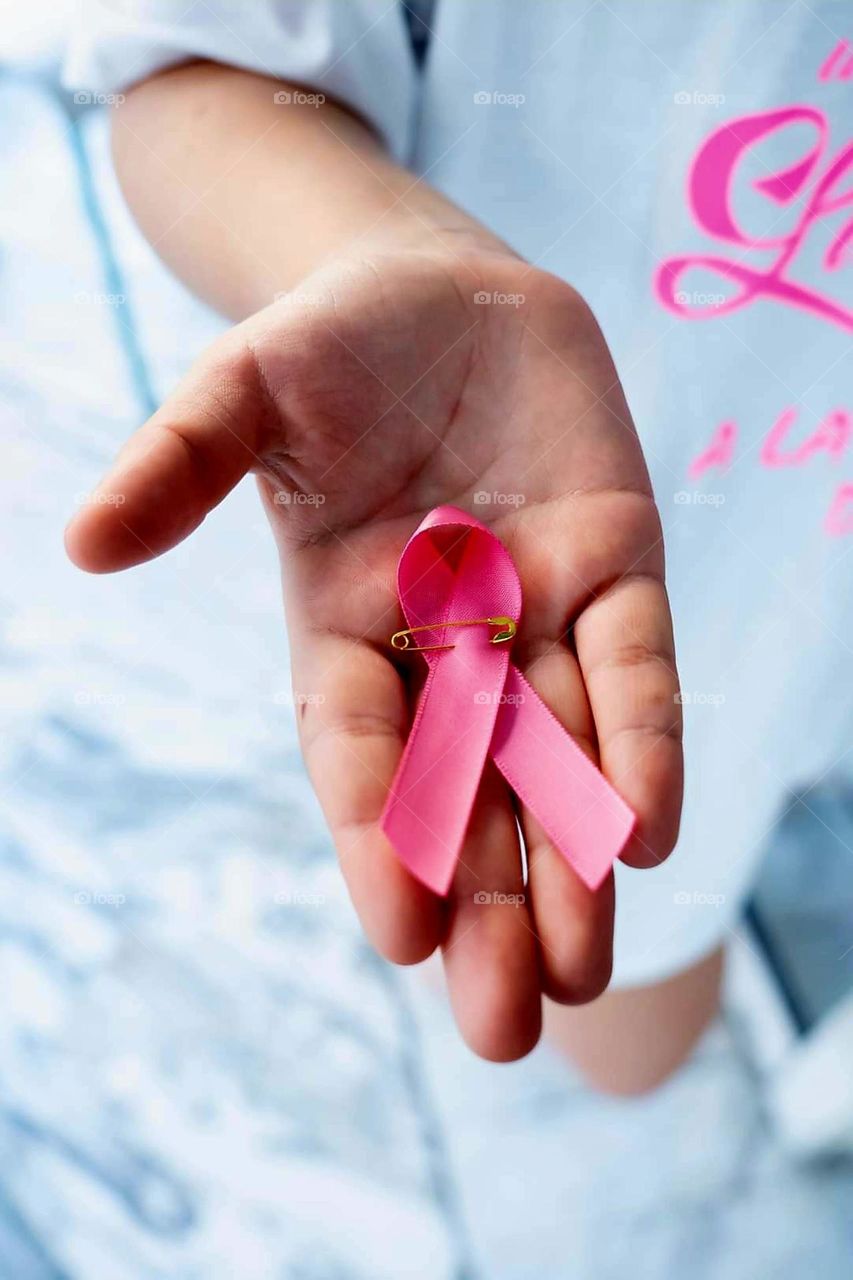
[{"x1": 354, "y1": 213, "x2": 517, "y2": 271}]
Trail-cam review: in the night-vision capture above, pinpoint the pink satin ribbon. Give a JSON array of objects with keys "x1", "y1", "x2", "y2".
[{"x1": 380, "y1": 505, "x2": 635, "y2": 896}]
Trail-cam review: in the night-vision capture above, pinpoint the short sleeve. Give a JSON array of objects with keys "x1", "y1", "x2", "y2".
[{"x1": 63, "y1": 0, "x2": 418, "y2": 162}]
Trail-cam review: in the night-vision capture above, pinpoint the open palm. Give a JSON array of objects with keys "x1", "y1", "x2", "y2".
[{"x1": 67, "y1": 245, "x2": 682, "y2": 1061}]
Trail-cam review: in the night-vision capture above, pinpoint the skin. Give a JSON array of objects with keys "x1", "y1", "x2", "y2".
[
  {"x1": 65, "y1": 63, "x2": 691, "y2": 1070},
  {"x1": 544, "y1": 947, "x2": 724, "y2": 1095}
]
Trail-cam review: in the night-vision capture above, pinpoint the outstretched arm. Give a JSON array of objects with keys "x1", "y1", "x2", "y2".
[
  {"x1": 67, "y1": 61, "x2": 682, "y2": 1063},
  {"x1": 108, "y1": 61, "x2": 507, "y2": 318}
]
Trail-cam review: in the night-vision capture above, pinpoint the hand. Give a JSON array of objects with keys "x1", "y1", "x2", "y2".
[{"x1": 66, "y1": 243, "x2": 682, "y2": 1061}]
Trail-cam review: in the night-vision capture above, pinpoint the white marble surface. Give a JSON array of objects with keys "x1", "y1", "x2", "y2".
[{"x1": 0, "y1": 59, "x2": 851, "y2": 1279}]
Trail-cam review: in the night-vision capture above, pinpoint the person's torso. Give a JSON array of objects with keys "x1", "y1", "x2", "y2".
[{"x1": 413, "y1": 1, "x2": 853, "y2": 811}]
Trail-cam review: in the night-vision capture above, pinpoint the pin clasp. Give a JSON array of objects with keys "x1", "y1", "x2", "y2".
[{"x1": 390, "y1": 616, "x2": 517, "y2": 653}]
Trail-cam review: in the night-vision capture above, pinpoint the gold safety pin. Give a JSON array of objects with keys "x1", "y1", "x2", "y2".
[{"x1": 390, "y1": 616, "x2": 517, "y2": 653}]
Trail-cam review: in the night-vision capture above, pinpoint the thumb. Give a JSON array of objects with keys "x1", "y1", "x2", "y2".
[{"x1": 65, "y1": 330, "x2": 276, "y2": 573}]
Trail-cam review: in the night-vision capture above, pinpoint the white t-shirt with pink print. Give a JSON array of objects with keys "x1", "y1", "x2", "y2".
[{"x1": 66, "y1": 0, "x2": 853, "y2": 986}]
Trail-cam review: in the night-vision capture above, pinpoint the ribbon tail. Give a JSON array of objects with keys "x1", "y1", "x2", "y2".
[
  {"x1": 490, "y1": 666, "x2": 635, "y2": 890},
  {"x1": 380, "y1": 655, "x2": 505, "y2": 896}
]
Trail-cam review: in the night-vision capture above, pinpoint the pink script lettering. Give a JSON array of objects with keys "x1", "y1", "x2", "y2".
[{"x1": 656, "y1": 106, "x2": 853, "y2": 330}]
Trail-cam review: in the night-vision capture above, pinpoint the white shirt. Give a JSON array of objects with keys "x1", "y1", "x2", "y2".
[{"x1": 65, "y1": 0, "x2": 853, "y2": 986}]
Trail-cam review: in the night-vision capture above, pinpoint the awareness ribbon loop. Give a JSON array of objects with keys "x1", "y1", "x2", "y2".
[{"x1": 380, "y1": 506, "x2": 636, "y2": 896}]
